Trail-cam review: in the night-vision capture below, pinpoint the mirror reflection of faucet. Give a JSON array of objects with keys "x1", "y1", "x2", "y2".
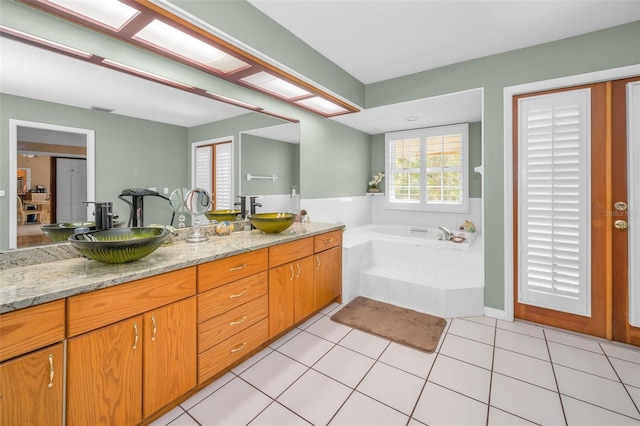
[
  {"x1": 83, "y1": 201, "x2": 118, "y2": 231},
  {"x1": 235, "y1": 195, "x2": 247, "y2": 219}
]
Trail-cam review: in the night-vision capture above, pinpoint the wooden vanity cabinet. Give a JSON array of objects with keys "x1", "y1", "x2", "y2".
[
  {"x1": 197, "y1": 249, "x2": 269, "y2": 383},
  {"x1": 268, "y1": 238, "x2": 314, "y2": 337},
  {"x1": 313, "y1": 230, "x2": 343, "y2": 310},
  {"x1": 0, "y1": 343, "x2": 64, "y2": 425},
  {"x1": 66, "y1": 268, "x2": 196, "y2": 425},
  {"x1": 0, "y1": 300, "x2": 66, "y2": 426}
]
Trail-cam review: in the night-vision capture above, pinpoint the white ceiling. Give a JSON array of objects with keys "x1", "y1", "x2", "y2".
[
  {"x1": 249, "y1": 0, "x2": 640, "y2": 85},
  {"x1": 2, "y1": 1, "x2": 638, "y2": 137}
]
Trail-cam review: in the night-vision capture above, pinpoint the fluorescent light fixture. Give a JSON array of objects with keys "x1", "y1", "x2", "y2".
[
  {"x1": 241, "y1": 72, "x2": 311, "y2": 99},
  {"x1": 206, "y1": 92, "x2": 259, "y2": 110},
  {"x1": 102, "y1": 59, "x2": 193, "y2": 89},
  {"x1": 46, "y1": 0, "x2": 139, "y2": 31},
  {"x1": 0, "y1": 25, "x2": 92, "y2": 58},
  {"x1": 135, "y1": 19, "x2": 248, "y2": 73},
  {"x1": 296, "y1": 96, "x2": 349, "y2": 115}
]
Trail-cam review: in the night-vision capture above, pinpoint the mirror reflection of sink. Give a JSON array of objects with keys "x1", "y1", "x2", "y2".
[
  {"x1": 205, "y1": 209, "x2": 241, "y2": 222},
  {"x1": 247, "y1": 213, "x2": 296, "y2": 234},
  {"x1": 68, "y1": 227, "x2": 169, "y2": 264},
  {"x1": 41, "y1": 221, "x2": 124, "y2": 242}
]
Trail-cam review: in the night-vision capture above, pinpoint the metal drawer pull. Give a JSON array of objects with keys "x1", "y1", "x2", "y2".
[
  {"x1": 151, "y1": 315, "x2": 157, "y2": 341},
  {"x1": 297, "y1": 262, "x2": 301, "y2": 278},
  {"x1": 230, "y1": 316, "x2": 247, "y2": 326},
  {"x1": 133, "y1": 321, "x2": 139, "y2": 350},
  {"x1": 316, "y1": 256, "x2": 320, "y2": 270},
  {"x1": 290, "y1": 265, "x2": 294, "y2": 281},
  {"x1": 229, "y1": 289, "x2": 247, "y2": 299},
  {"x1": 230, "y1": 342, "x2": 247, "y2": 353},
  {"x1": 323, "y1": 238, "x2": 334, "y2": 243},
  {"x1": 229, "y1": 264, "x2": 247, "y2": 271},
  {"x1": 48, "y1": 354, "x2": 54, "y2": 388}
]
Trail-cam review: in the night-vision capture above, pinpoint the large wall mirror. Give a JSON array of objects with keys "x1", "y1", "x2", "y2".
[{"x1": 1, "y1": 33, "x2": 300, "y2": 249}]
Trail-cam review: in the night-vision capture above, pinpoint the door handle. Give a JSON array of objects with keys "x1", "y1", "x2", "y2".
[{"x1": 614, "y1": 220, "x2": 628, "y2": 230}]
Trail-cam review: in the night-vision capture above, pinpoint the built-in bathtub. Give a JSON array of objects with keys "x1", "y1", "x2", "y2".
[{"x1": 342, "y1": 224, "x2": 484, "y2": 318}]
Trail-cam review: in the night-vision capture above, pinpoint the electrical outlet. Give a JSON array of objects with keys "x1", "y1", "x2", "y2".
[
  {"x1": 163, "y1": 187, "x2": 169, "y2": 194},
  {"x1": 149, "y1": 187, "x2": 157, "y2": 191}
]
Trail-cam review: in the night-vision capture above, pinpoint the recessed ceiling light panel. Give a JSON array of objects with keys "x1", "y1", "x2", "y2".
[
  {"x1": 296, "y1": 96, "x2": 349, "y2": 115},
  {"x1": 241, "y1": 71, "x2": 311, "y2": 99},
  {"x1": 134, "y1": 19, "x2": 248, "y2": 73},
  {"x1": 46, "y1": 0, "x2": 139, "y2": 31},
  {"x1": 102, "y1": 59, "x2": 193, "y2": 89}
]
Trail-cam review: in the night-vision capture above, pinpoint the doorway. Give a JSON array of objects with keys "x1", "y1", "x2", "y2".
[
  {"x1": 512, "y1": 77, "x2": 639, "y2": 344},
  {"x1": 9, "y1": 120, "x2": 95, "y2": 249}
]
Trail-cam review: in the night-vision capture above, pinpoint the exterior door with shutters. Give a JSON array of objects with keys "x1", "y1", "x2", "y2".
[{"x1": 513, "y1": 79, "x2": 638, "y2": 341}]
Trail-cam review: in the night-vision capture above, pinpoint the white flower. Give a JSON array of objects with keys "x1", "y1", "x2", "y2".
[{"x1": 368, "y1": 172, "x2": 384, "y2": 187}]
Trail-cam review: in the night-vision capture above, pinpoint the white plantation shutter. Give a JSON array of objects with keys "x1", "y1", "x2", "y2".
[
  {"x1": 194, "y1": 146, "x2": 212, "y2": 223},
  {"x1": 215, "y1": 143, "x2": 232, "y2": 210},
  {"x1": 518, "y1": 89, "x2": 591, "y2": 316}
]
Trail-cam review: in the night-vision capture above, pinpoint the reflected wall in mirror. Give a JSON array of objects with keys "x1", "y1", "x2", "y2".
[
  {"x1": 9, "y1": 120, "x2": 95, "y2": 249},
  {"x1": 239, "y1": 122, "x2": 301, "y2": 214},
  {"x1": 1, "y1": 31, "x2": 301, "y2": 250}
]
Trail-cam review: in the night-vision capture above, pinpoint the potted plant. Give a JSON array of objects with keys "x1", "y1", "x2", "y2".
[{"x1": 368, "y1": 172, "x2": 384, "y2": 193}]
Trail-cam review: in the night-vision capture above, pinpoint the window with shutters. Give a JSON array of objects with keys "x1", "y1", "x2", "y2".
[
  {"x1": 386, "y1": 124, "x2": 468, "y2": 212},
  {"x1": 517, "y1": 89, "x2": 591, "y2": 316}
]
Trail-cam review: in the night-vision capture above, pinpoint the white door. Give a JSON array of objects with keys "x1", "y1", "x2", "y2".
[{"x1": 56, "y1": 158, "x2": 87, "y2": 223}]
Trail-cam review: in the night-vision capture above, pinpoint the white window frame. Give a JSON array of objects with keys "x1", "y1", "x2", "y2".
[{"x1": 385, "y1": 123, "x2": 469, "y2": 213}]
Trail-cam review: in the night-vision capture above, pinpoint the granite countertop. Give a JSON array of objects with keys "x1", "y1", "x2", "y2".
[{"x1": 0, "y1": 222, "x2": 344, "y2": 314}]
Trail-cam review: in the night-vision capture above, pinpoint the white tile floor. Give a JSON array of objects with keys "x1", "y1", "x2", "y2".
[{"x1": 151, "y1": 303, "x2": 640, "y2": 426}]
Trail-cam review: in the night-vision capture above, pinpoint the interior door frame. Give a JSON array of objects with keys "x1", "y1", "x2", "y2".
[
  {"x1": 502, "y1": 64, "x2": 640, "y2": 322},
  {"x1": 8, "y1": 119, "x2": 95, "y2": 249}
]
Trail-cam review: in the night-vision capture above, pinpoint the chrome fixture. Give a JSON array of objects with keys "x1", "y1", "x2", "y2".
[{"x1": 438, "y1": 226, "x2": 455, "y2": 241}]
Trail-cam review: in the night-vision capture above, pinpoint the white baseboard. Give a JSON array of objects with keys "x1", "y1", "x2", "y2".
[{"x1": 484, "y1": 307, "x2": 506, "y2": 321}]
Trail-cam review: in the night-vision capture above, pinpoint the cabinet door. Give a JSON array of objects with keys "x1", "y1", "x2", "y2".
[
  {"x1": 143, "y1": 297, "x2": 197, "y2": 418},
  {"x1": 314, "y1": 246, "x2": 342, "y2": 310},
  {"x1": 269, "y1": 262, "x2": 295, "y2": 337},
  {"x1": 0, "y1": 343, "x2": 63, "y2": 426},
  {"x1": 67, "y1": 316, "x2": 143, "y2": 426},
  {"x1": 294, "y1": 256, "x2": 315, "y2": 323}
]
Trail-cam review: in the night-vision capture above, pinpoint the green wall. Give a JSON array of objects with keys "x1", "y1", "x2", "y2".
[
  {"x1": 240, "y1": 135, "x2": 299, "y2": 195},
  {"x1": 365, "y1": 22, "x2": 640, "y2": 310},
  {"x1": 0, "y1": 94, "x2": 189, "y2": 247}
]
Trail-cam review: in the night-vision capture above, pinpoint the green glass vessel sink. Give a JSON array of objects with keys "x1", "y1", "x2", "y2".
[
  {"x1": 205, "y1": 209, "x2": 241, "y2": 222},
  {"x1": 68, "y1": 227, "x2": 169, "y2": 264},
  {"x1": 41, "y1": 221, "x2": 124, "y2": 242},
  {"x1": 247, "y1": 213, "x2": 296, "y2": 233}
]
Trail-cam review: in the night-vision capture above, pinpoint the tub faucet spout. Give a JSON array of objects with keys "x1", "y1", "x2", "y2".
[{"x1": 438, "y1": 226, "x2": 455, "y2": 241}]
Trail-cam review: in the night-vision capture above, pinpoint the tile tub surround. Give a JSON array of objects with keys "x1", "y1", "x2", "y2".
[
  {"x1": 343, "y1": 226, "x2": 484, "y2": 318},
  {"x1": 0, "y1": 222, "x2": 343, "y2": 313}
]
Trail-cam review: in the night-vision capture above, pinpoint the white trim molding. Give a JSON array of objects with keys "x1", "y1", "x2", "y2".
[{"x1": 9, "y1": 119, "x2": 95, "y2": 249}]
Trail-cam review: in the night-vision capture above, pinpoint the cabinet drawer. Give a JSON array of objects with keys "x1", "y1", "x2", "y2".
[
  {"x1": 198, "y1": 249, "x2": 268, "y2": 292},
  {"x1": 0, "y1": 300, "x2": 65, "y2": 362},
  {"x1": 198, "y1": 294, "x2": 268, "y2": 354},
  {"x1": 313, "y1": 230, "x2": 342, "y2": 253},
  {"x1": 269, "y1": 238, "x2": 313, "y2": 268},
  {"x1": 198, "y1": 272, "x2": 268, "y2": 322},
  {"x1": 67, "y1": 267, "x2": 196, "y2": 337},
  {"x1": 198, "y1": 318, "x2": 268, "y2": 383}
]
